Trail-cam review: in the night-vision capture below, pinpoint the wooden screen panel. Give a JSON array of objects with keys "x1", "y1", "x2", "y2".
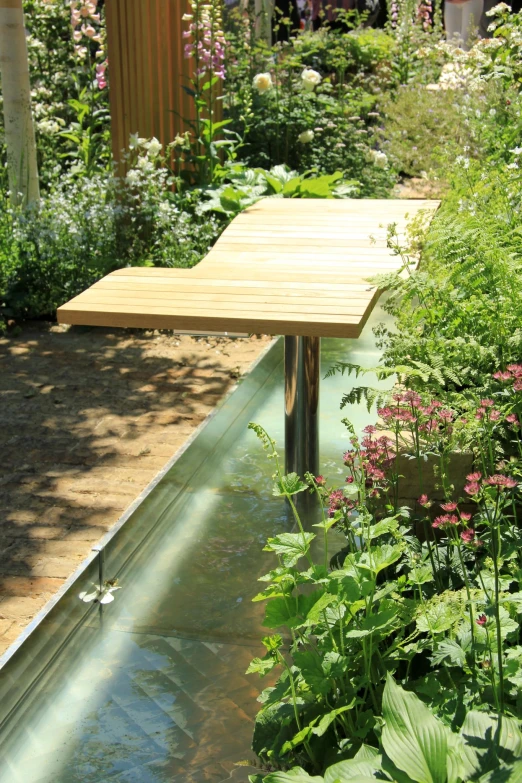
[{"x1": 105, "y1": 0, "x2": 194, "y2": 163}]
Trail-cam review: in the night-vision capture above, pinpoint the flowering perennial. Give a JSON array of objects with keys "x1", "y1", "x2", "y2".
[{"x1": 183, "y1": 1, "x2": 226, "y2": 80}]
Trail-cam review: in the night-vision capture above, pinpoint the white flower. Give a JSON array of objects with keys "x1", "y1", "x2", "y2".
[
  {"x1": 146, "y1": 137, "x2": 162, "y2": 156},
  {"x1": 369, "y1": 149, "x2": 388, "y2": 168},
  {"x1": 486, "y1": 1, "x2": 509, "y2": 14},
  {"x1": 298, "y1": 129, "x2": 314, "y2": 144},
  {"x1": 510, "y1": 146, "x2": 522, "y2": 155},
  {"x1": 37, "y1": 119, "x2": 61, "y2": 135},
  {"x1": 301, "y1": 68, "x2": 322, "y2": 91},
  {"x1": 253, "y1": 73, "x2": 273, "y2": 94},
  {"x1": 489, "y1": 108, "x2": 497, "y2": 116},
  {"x1": 507, "y1": 162, "x2": 519, "y2": 169},
  {"x1": 126, "y1": 169, "x2": 140, "y2": 184},
  {"x1": 79, "y1": 581, "x2": 122, "y2": 605}
]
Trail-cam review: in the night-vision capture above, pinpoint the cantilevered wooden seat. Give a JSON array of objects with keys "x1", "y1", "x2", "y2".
[{"x1": 57, "y1": 198, "x2": 439, "y2": 338}]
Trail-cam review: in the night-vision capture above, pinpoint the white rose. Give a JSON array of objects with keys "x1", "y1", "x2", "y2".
[
  {"x1": 253, "y1": 73, "x2": 273, "y2": 94},
  {"x1": 301, "y1": 68, "x2": 322, "y2": 91},
  {"x1": 298, "y1": 129, "x2": 314, "y2": 144}
]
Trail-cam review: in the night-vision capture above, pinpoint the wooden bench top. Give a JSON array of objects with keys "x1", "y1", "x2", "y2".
[{"x1": 57, "y1": 198, "x2": 439, "y2": 338}]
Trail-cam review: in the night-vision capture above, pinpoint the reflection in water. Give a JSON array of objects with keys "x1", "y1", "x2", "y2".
[{"x1": 0, "y1": 309, "x2": 394, "y2": 783}]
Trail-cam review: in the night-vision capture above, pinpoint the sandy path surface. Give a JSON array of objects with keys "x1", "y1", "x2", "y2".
[{"x1": 0, "y1": 323, "x2": 272, "y2": 656}]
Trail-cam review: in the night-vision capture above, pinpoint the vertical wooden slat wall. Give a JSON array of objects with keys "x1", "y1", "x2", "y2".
[{"x1": 105, "y1": 0, "x2": 193, "y2": 164}]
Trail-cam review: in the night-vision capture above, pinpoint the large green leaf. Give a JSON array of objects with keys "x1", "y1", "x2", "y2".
[
  {"x1": 324, "y1": 744, "x2": 381, "y2": 782},
  {"x1": 479, "y1": 760, "x2": 522, "y2": 783},
  {"x1": 273, "y1": 473, "x2": 309, "y2": 497},
  {"x1": 313, "y1": 704, "x2": 355, "y2": 738},
  {"x1": 263, "y1": 769, "x2": 325, "y2": 782},
  {"x1": 416, "y1": 602, "x2": 456, "y2": 635},
  {"x1": 381, "y1": 674, "x2": 449, "y2": 783},
  {"x1": 358, "y1": 544, "x2": 404, "y2": 575},
  {"x1": 345, "y1": 607, "x2": 399, "y2": 639},
  {"x1": 264, "y1": 532, "x2": 315, "y2": 566},
  {"x1": 461, "y1": 710, "x2": 522, "y2": 775},
  {"x1": 263, "y1": 591, "x2": 324, "y2": 629}
]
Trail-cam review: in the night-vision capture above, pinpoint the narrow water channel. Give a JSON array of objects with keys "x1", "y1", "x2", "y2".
[{"x1": 0, "y1": 305, "x2": 393, "y2": 783}]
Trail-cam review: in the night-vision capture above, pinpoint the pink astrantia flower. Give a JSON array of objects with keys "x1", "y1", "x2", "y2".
[
  {"x1": 484, "y1": 475, "x2": 518, "y2": 489},
  {"x1": 459, "y1": 512, "x2": 472, "y2": 522},
  {"x1": 433, "y1": 514, "x2": 459, "y2": 529},
  {"x1": 418, "y1": 494, "x2": 430, "y2": 507},
  {"x1": 464, "y1": 482, "x2": 481, "y2": 496},
  {"x1": 466, "y1": 472, "x2": 482, "y2": 482},
  {"x1": 315, "y1": 475, "x2": 325, "y2": 486},
  {"x1": 461, "y1": 528, "x2": 475, "y2": 543},
  {"x1": 476, "y1": 614, "x2": 487, "y2": 626},
  {"x1": 441, "y1": 501, "x2": 458, "y2": 512}
]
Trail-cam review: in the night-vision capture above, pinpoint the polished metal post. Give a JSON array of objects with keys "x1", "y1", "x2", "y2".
[{"x1": 284, "y1": 336, "x2": 320, "y2": 478}]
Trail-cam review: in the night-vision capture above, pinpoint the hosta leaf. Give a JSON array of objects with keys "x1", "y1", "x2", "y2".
[
  {"x1": 382, "y1": 674, "x2": 450, "y2": 783},
  {"x1": 264, "y1": 532, "x2": 315, "y2": 566},
  {"x1": 263, "y1": 769, "x2": 325, "y2": 782},
  {"x1": 324, "y1": 746, "x2": 381, "y2": 782},
  {"x1": 479, "y1": 760, "x2": 522, "y2": 783},
  {"x1": 461, "y1": 710, "x2": 522, "y2": 775}
]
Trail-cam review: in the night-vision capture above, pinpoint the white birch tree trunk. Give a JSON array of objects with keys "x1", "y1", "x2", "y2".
[
  {"x1": 0, "y1": 0, "x2": 39, "y2": 207},
  {"x1": 245, "y1": 0, "x2": 274, "y2": 42}
]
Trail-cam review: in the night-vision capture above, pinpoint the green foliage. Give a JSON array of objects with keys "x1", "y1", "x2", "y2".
[
  {"x1": 378, "y1": 85, "x2": 469, "y2": 178},
  {"x1": 222, "y1": 8, "x2": 396, "y2": 196},
  {"x1": 247, "y1": 381, "x2": 522, "y2": 777}
]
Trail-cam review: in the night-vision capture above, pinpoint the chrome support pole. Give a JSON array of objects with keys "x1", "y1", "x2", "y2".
[{"x1": 284, "y1": 336, "x2": 320, "y2": 478}]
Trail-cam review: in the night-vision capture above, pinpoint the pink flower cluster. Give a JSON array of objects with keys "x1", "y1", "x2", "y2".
[
  {"x1": 378, "y1": 391, "x2": 453, "y2": 436},
  {"x1": 96, "y1": 61, "x2": 108, "y2": 90},
  {"x1": 416, "y1": 0, "x2": 433, "y2": 30},
  {"x1": 390, "y1": 0, "x2": 399, "y2": 26},
  {"x1": 70, "y1": 0, "x2": 104, "y2": 70},
  {"x1": 70, "y1": 1, "x2": 101, "y2": 42},
  {"x1": 426, "y1": 496, "x2": 482, "y2": 545},
  {"x1": 464, "y1": 471, "x2": 518, "y2": 495},
  {"x1": 493, "y1": 363, "x2": 522, "y2": 392},
  {"x1": 475, "y1": 398, "x2": 501, "y2": 422},
  {"x1": 183, "y1": 2, "x2": 226, "y2": 80}
]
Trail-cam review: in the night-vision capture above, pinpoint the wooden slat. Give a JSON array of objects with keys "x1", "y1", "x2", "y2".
[{"x1": 57, "y1": 198, "x2": 440, "y2": 337}]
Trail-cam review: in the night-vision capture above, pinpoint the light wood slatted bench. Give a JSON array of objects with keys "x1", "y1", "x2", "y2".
[{"x1": 57, "y1": 197, "x2": 440, "y2": 475}]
